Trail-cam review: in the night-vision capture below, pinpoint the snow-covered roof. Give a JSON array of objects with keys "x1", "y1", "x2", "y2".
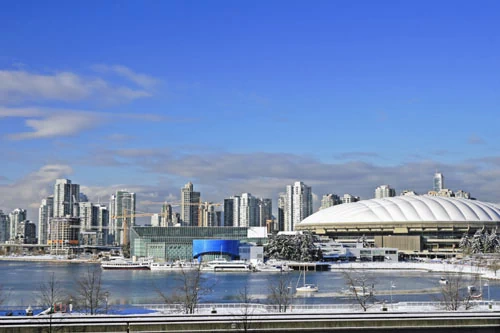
[{"x1": 298, "y1": 195, "x2": 500, "y2": 225}]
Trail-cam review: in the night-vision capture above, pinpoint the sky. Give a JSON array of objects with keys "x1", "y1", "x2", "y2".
[{"x1": 1, "y1": 0, "x2": 500, "y2": 222}]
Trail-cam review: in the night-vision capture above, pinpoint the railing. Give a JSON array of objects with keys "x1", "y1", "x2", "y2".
[{"x1": 135, "y1": 300, "x2": 499, "y2": 314}]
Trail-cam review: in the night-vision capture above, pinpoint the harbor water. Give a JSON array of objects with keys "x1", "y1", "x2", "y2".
[{"x1": 1, "y1": 260, "x2": 499, "y2": 307}]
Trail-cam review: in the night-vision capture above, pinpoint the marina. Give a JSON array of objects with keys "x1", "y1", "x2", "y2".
[{"x1": 1, "y1": 260, "x2": 500, "y2": 308}]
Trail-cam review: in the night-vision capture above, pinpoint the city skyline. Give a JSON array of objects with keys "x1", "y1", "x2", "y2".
[{"x1": 1, "y1": 1, "x2": 500, "y2": 222}]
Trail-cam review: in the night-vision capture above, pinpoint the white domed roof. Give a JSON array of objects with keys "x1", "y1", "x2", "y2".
[{"x1": 298, "y1": 195, "x2": 500, "y2": 226}]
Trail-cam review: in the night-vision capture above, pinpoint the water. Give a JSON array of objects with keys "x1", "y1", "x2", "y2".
[{"x1": 1, "y1": 260, "x2": 499, "y2": 307}]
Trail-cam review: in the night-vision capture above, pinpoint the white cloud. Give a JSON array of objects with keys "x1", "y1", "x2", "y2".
[
  {"x1": 8, "y1": 112, "x2": 100, "y2": 140},
  {"x1": 92, "y1": 64, "x2": 159, "y2": 88},
  {"x1": 1, "y1": 106, "x2": 170, "y2": 140},
  {"x1": 0, "y1": 69, "x2": 153, "y2": 104},
  {"x1": 0, "y1": 164, "x2": 73, "y2": 219}
]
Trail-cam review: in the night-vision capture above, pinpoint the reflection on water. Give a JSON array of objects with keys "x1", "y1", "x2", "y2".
[{"x1": 1, "y1": 260, "x2": 499, "y2": 306}]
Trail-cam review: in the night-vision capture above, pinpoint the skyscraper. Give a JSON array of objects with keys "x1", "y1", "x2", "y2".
[
  {"x1": 258, "y1": 198, "x2": 272, "y2": 228},
  {"x1": 0, "y1": 210, "x2": 9, "y2": 243},
  {"x1": 38, "y1": 195, "x2": 54, "y2": 245},
  {"x1": 433, "y1": 172, "x2": 444, "y2": 192},
  {"x1": 240, "y1": 193, "x2": 257, "y2": 227},
  {"x1": 161, "y1": 203, "x2": 173, "y2": 227},
  {"x1": 374, "y1": 185, "x2": 396, "y2": 199},
  {"x1": 180, "y1": 182, "x2": 200, "y2": 226},
  {"x1": 277, "y1": 194, "x2": 285, "y2": 232},
  {"x1": 284, "y1": 181, "x2": 313, "y2": 232},
  {"x1": 320, "y1": 194, "x2": 341, "y2": 210},
  {"x1": 9, "y1": 208, "x2": 27, "y2": 241},
  {"x1": 109, "y1": 190, "x2": 136, "y2": 245},
  {"x1": 53, "y1": 179, "x2": 80, "y2": 217}
]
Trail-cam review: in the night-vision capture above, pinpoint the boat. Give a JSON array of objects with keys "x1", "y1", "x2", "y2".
[
  {"x1": 201, "y1": 258, "x2": 252, "y2": 272},
  {"x1": 149, "y1": 260, "x2": 199, "y2": 271},
  {"x1": 295, "y1": 265, "x2": 318, "y2": 292},
  {"x1": 347, "y1": 285, "x2": 373, "y2": 297},
  {"x1": 101, "y1": 257, "x2": 152, "y2": 270},
  {"x1": 254, "y1": 261, "x2": 292, "y2": 273},
  {"x1": 439, "y1": 277, "x2": 449, "y2": 285}
]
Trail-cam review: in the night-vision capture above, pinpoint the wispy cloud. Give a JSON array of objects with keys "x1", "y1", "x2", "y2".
[
  {"x1": 0, "y1": 68, "x2": 154, "y2": 104},
  {"x1": 92, "y1": 64, "x2": 159, "y2": 88},
  {"x1": 335, "y1": 152, "x2": 380, "y2": 160},
  {"x1": 1, "y1": 106, "x2": 171, "y2": 140},
  {"x1": 468, "y1": 134, "x2": 485, "y2": 145}
]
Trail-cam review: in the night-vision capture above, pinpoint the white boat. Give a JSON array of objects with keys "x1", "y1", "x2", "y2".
[
  {"x1": 296, "y1": 266, "x2": 318, "y2": 292},
  {"x1": 101, "y1": 257, "x2": 152, "y2": 270},
  {"x1": 254, "y1": 261, "x2": 292, "y2": 272},
  {"x1": 201, "y1": 258, "x2": 252, "y2": 272},
  {"x1": 150, "y1": 260, "x2": 199, "y2": 271},
  {"x1": 347, "y1": 285, "x2": 373, "y2": 296},
  {"x1": 439, "y1": 277, "x2": 449, "y2": 285}
]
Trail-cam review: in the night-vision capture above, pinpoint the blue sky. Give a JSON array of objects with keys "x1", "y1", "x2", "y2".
[{"x1": 1, "y1": 0, "x2": 500, "y2": 219}]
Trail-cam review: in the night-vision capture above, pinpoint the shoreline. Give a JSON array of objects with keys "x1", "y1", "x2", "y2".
[{"x1": 0, "y1": 256, "x2": 98, "y2": 264}]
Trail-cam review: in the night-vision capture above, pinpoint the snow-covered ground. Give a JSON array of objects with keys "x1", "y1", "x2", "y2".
[{"x1": 328, "y1": 261, "x2": 500, "y2": 280}]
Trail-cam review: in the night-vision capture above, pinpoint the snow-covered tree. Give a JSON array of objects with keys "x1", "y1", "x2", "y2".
[{"x1": 471, "y1": 229, "x2": 485, "y2": 254}]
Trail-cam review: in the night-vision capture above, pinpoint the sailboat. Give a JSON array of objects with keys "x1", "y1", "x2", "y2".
[{"x1": 295, "y1": 265, "x2": 318, "y2": 293}]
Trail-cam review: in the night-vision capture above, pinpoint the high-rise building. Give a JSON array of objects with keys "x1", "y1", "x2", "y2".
[
  {"x1": 455, "y1": 190, "x2": 471, "y2": 199},
  {"x1": 78, "y1": 202, "x2": 98, "y2": 233},
  {"x1": 375, "y1": 185, "x2": 396, "y2": 199},
  {"x1": 53, "y1": 179, "x2": 80, "y2": 217},
  {"x1": 239, "y1": 193, "x2": 258, "y2": 228},
  {"x1": 0, "y1": 210, "x2": 9, "y2": 243},
  {"x1": 9, "y1": 208, "x2": 27, "y2": 241},
  {"x1": 258, "y1": 198, "x2": 272, "y2": 228},
  {"x1": 277, "y1": 194, "x2": 286, "y2": 232},
  {"x1": 22, "y1": 220, "x2": 37, "y2": 244},
  {"x1": 38, "y1": 196, "x2": 54, "y2": 245},
  {"x1": 199, "y1": 202, "x2": 217, "y2": 227},
  {"x1": 433, "y1": 172, "x2": 444, "y2": 192},
  {"x1": 48, "y1": 216, "x2": 80, "y2": 254},
  {"x1": 180, "y1": 182, "x2": 200, "y2": 226},
  {"x1": 96, "y1": 204, "x2": 109, "y2": 245},
  {"x1": 151, "y1": 214, "x2": 161, "y2": 227},
  {"x1": 109, "y1": 190, "x2": 136, "y2": 245},
  {"x1": 341, "y1": 194, "x2": 360, "y2": 204},
  {"x1": 223, "y1": 198, "x2": 235, "y2": 227},
  {"x1": 320, "y1": 194, "x2": 341, "y2": 210},
  {"x1": 284, "y1": 181, "x2": 313, "y2": 232},
  {"x1": 161, "y1": 203, "x2": 172, "y2": 227}
]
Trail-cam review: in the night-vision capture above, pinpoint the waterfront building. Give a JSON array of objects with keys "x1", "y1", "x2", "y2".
[
  {"x1": 0, "y1": 210, "x2": 9, "y2": 243},
  {"x1": 9, "y1": 208, "x2": 27, "y2": 242},
  {"x1": 320, "y1": 194, "x2": 341, "y2": 210},
  {"x1": 78, "y1": 202, "x2": 98, "y2": 233},
  {"x1": 21, "y1": 220, "x2": 37, "y2": 244},
  {"x1": 48, "y1": 216, "x2": 80, "y2": 254},
  {"x1": 375, "y1": 185, "x2": 396, "y2": 199},
  {"x1": 284, "y1": 181, "x2": 313, "y2": 232},
  {"x1": 433, "y1": 172, "x2": 444, "y2": 192},
  {"x1": 341, "y1": 194, "x2": 360, "y2": 204},
  {"x1": 109, "y1": 190, "x2": 136, "y2": 245},
  {"x1": 130, "y1": 226, "x2": 268, "y2": 261},
  {"x1": 181, "y1": 182, "x2": 200, "y2": 226},
  {"x1": 296, "y1": 195, "x2": 500, "y2": 257},
  {"x1": 53, "y1": 179, "x2": 80, "y2": 218},
  {"x1": 38, "y1": 196, "x2": 54, "y2": 245}
]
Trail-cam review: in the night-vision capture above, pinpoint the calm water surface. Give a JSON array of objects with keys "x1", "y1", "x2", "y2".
[{"x1": 2, "y1": 260, "x2": 499, "y2": 307}]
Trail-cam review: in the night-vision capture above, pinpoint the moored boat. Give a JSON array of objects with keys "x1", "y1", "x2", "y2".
[
  {"x1": 101, "y1": 257, "x2": 152, "y2": 270},
  {"x1": 201, "y1": 258, "x2": 252, "y2": 272},
  {"x1": 149, "y1": 260, "x2": 199, "y2": 271}
]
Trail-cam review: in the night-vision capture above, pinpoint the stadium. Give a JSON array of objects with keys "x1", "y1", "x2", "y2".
[{"x1": 295, "y1": 195, "x2": 500, "y2": 257}]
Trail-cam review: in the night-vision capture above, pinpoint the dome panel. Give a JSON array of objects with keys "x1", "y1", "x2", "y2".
[{"x1": 298, "y1": 195, "x2": 500, "y2": 226}]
